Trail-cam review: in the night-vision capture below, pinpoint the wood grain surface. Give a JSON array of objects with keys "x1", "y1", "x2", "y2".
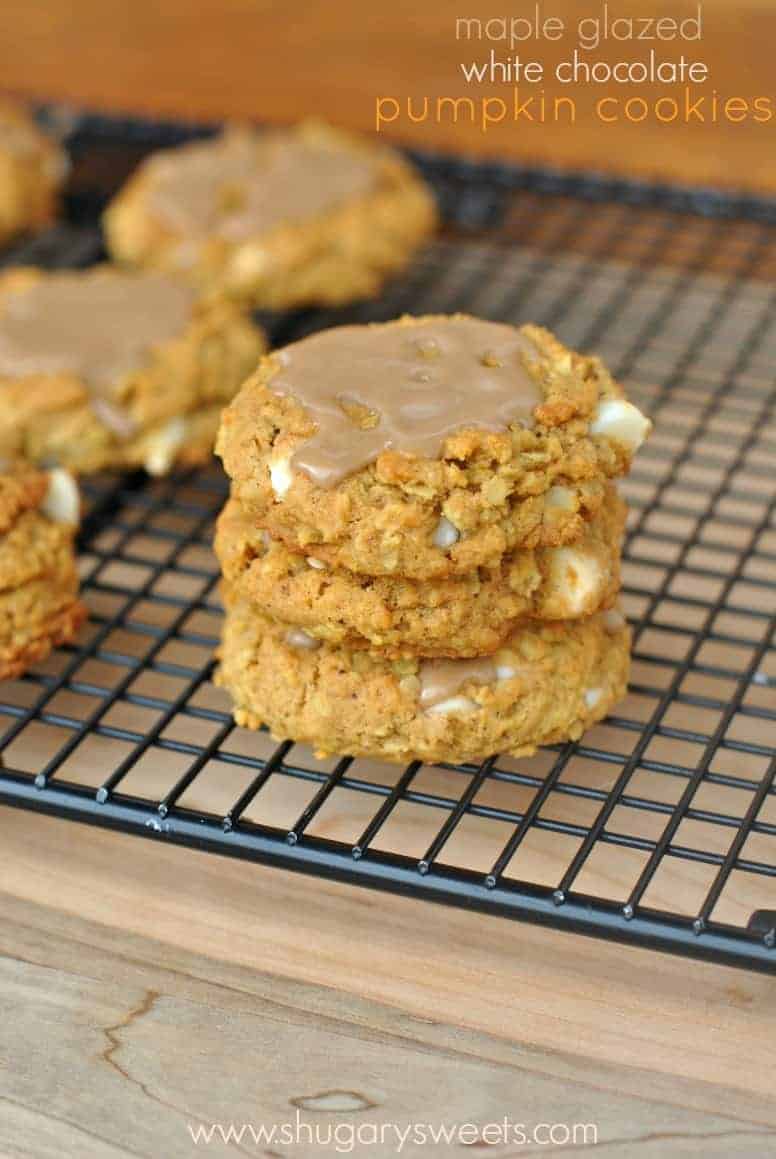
[
  {"x1": 1, "y1": 0, "x2": 776, "y2": 191},
  {"x1": 1, "y1": 808, "x2": 775, "y2": 1157}
]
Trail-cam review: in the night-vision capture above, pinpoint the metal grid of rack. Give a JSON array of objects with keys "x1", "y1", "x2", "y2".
[{"x1": 0, "y1": 114, "x2": 773, "y2": 972}]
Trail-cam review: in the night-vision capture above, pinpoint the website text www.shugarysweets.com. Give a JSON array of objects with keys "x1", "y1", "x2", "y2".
[
  {"x1": 375, "y1": 4, "x2": 775, "y2": 132},
  {"x1": 186, "y1": 1113, "x2": 599, "y2": 1152}
]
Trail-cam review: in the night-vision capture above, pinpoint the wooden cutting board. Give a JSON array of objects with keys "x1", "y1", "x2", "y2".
[{"x1": 1, "y1": 803, "x2": 775, "y2": 1156}]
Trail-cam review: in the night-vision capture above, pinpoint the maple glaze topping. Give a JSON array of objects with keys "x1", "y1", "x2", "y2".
[
  {"x1": 146, "y1": 129, "x2": 379, "y2": 240},
  {"x1": 0, "y1": 271, "x2": 195, "y2": 391},
  {"x1": 268, "y1": 318, "x2": 542, "y2": 488}
]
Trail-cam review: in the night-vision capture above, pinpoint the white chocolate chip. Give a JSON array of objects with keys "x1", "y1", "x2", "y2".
[
  {"x1": 493, "y1": 649, "x2": 529, "y2": 682},
  {"x1": 269, "y1": 455, "x2": 293, "y2": 498},
  {"x1": 590, "y1": 399, "x2": 651, "y2": 452},
  {"x1": 548, "y1": 548, "x2": 603, "y2": 615},
  {"x1": 285, "y1": 628, "x2": 320, "y2": 650},
  {"x1": 144, "y1": 417, "x2": 186, "y2": 476},
  {"x1": 604, "y1": 608, "x2": 627, "y2": 633},
  {"x1": 306, "y1": 556, "x2": 326, "y2": 570},
  {"x1": 546, "y1": 484, "x2": 575, "y2": 510},
  {"x1": 433, "y1": 516, "x2": 459, "y2": 549},
  {"x1": 425, "y1": 694, "x2": 480, "y2": 716},
  {"x1": 42, "y1": 468, "x2": 80, "y2": 526},
  {"x1": 227, "y1": 243, "x2": 268, "y2": 282},
  {"x1": 585, "y1": 687, "x2": 603, "y2": 709}
]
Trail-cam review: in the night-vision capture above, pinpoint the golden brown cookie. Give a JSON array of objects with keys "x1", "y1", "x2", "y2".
[
  {"x1": 216, "y1": 597, "x2": 630, "y2": 765},
  {"x1": 103, "y1": 121, "x2": 437, "y2": 310},
  {"x1": 215, "y1": 488, "x2": 625, "y2": 658},
  {"x1": 0, "y1": 266, "x2": 266, "y2": 474},
  {"x1": 0, "y1": 461, "x2": 85, "y2": 679},
  {"x1": 0, "y1": 101, "x2": 66, "y2": 246},
  {"x1": 216, "y1": 314, "x2": 650, "y2": 578}
]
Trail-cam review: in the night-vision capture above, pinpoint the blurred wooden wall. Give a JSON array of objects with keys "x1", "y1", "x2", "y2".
[{"x1": 2, "y1": 0, "x2": 775, "y2": 191}]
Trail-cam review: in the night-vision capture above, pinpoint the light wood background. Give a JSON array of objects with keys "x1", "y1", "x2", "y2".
[
  {"x1": 1, "y1": 0, "x2": 776, "y2": 190},
  {"x1": 2, "y1": 807, "x2": 776, "y2": 1157}
]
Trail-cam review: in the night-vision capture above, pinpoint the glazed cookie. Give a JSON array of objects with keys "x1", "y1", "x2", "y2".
[
  {"x1": 217, "y1": 598, "x2": 630, "y2": 764},
  {"x1": 0, "y1": 460, "x2": 85, "y2": 679},
  {"x1": 215, "y1": 488, "x2": 625, "y2": 657},
  {"x1": 103, "y1": 121, "x2": 437, "y2": 310},
  {"x1": 0, "y1": 266, "x2": 266, "y2": 474},
  {"x1": 217, "y1": 314, "x2": 650, "y2": 578},
  {"x1": 0, "y1": 101, "x2": 67, "y2": 246}
]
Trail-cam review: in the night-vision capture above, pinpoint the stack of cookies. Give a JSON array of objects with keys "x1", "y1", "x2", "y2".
[{"x1": 214, "y1": 314, "x2": 650, "y2": 766}]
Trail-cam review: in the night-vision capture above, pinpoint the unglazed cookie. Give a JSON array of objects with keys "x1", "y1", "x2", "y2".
[
  {"x1": 0, "y1": 266, "x2": 266, "y2": 474},
  {"x1": 215, "y1": 488, "x2": 625, "y2": 658},
  {"x1": 0, "y1": 101, "x2": 67, "y2": 246},
  {"x1": 217, "y1": 314, "x2": 650, "y2": 578},
  {"x1": 217, "y1": 598, "x2": 630, "y2": 764},
  {"x1": 0, "y1": 460, "x2": 85, "y2": 679},
  {"x1": 103, "y1": 121, "x2": 437, "y2": 310}
]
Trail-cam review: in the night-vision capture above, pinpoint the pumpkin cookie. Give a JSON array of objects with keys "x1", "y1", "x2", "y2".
[
  {"x1": 0, "y1": 266, "x2": 266, "y2": 474},
  {"x1": 216, "y1": 597, "x2": 630, "y2": 765},
  {"x1": 103, "y1": 121, "x2": 437, "y2": 309},
  {"x1": 0, "y1": 460, "x2": 85, "y2": 679},
  {"x1": 215, "y1": 488, "x2": 625, "y2": 658},
  {"x1": 217, "y1": 314, "x2": 650, "y2": 578}
]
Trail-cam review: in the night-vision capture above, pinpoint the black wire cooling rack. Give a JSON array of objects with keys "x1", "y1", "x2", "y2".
[{"x1": 0, "y1": 111, "x2": 774, "y2": 973}]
